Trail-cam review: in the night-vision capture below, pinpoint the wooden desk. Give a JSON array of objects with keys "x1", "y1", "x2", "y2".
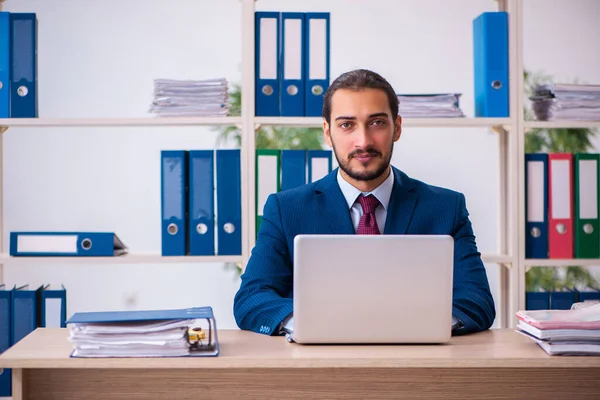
[{"x1": 0, "y1": 328, "x2": 599, "y2": 399}]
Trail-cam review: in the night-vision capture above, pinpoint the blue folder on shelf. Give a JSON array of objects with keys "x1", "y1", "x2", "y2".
[
  {"x1": 281, "y1": 149, "x2": 307, "y2": 191},
  {"x1": 188, "y1": 150, "x2": 215, "y2": 256},
  {"x1": 524, "y1": 154, "x2": 549, "y2": 259},
  {"x1": 10, "y1": 13, "x2": 38, "y2": 118},
  {"x1": 216, "y1": 149, "x2": 242, "y2": 255},
  {"x1": 307, "y1": 150, "x2": 332, "y2": 183},
  {"x1": 304, "y1": 12, "x2": 330, "y2": 117},
  {"x1": 0, "y1": 12, "x2": 10, "y2": 119},
  {"x1": 161, "y1": 150, "x2": 189, "y2": 256},
  {"x1": 0, "y1": 284, "x2": 11, "y2": 396},
  {"x1": 473, "y1": 11, "x2": 509, "y2": 117},
  {"x1": 255, "y1": 11, "x2": 280, "y2": 116},
  {"x1": 66, "y1": 306, "x2": 219, "y2": 358},
  {"x1": 280, "y1": 12, "x2": 305, "y2": 116},
  {"x1": 9, "y1": 232, "x2": 128, "y2": 257},
  {"x1": 38, "y1": 284, "x2": 67, "y2": 328},
  {"x1": 11, "y1": 284, "x2": 40, "y2": 345}
]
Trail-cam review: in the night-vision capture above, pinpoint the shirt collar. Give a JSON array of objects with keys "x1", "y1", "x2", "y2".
[{"x1": 336, "y1": 167, "x2": 394, "y2": 211}]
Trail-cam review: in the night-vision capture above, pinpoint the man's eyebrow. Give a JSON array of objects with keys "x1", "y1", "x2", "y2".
[
  {"x1": 334, "y1": 113, "x2": 389, "y2": 121},
  {"x1": 334, "y1": 115, "x2": 356, "y2": 121},
  {"x1": 367, "y1": 113, "x2": 389, "y2": 119}
]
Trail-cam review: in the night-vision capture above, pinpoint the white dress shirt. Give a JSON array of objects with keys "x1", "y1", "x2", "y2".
[{"x1": 336, "y1": 167, "x2": 394, "y2": 233}]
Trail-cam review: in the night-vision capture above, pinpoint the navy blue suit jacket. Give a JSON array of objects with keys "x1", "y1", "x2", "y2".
[{"x1": 233, "y1": 166, "x2": 495, "y2": 335}]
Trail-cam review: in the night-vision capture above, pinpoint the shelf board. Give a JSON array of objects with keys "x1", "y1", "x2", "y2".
[
  {"x1": 524, "y1": 120, "x2": 600, "y2": 129},
  {"x1": 525, "y1": 259, "x2": 600, "y2": 267},
  {"x1": 0, "y1": 116, "x2": 242, "y2": 128},
  {"x1": 0, "y1": 253, "x2": 243, "y2": 266},
  {"x1": 482, "y1": 254, "x2": 513, "y2": 264},
  {"x1": 255, "y1": 117, "x2": 511, "y2": 128}
]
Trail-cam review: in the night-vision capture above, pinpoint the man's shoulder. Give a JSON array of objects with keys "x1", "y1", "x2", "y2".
[{"x1": 272, "y1": 181, "x2": 319, "y2": 205}]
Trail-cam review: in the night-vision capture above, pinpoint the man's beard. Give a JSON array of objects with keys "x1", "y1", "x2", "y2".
[{"x1": 332, "y1": 139, "x2": 394, "y2": 182}]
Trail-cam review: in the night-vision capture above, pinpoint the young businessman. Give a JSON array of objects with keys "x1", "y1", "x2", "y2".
[{"x1": 233, "y1": 69, "x2": 495, "y2": 336}]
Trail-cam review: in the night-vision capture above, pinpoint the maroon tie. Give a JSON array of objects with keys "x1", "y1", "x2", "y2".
[{"x1": 357, "y1": 194, "x2": 381, "y2": 234}]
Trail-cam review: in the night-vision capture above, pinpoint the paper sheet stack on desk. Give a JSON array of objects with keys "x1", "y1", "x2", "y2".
[
  {"x1": 149, "y1": 78, "x2": 230, "y2": 117},
  {"x1": 397, "y1": 93, "x2": 465, "y2": 118},
  {"x1": 530, "y1": 83, "x2": 600, "y2": 121},
  {"x1": 66, "y1": 307, "x2": 219, "y2": 358},
  {"x1": 515, "y1": 302, "x2": 600, "y2": 356}
]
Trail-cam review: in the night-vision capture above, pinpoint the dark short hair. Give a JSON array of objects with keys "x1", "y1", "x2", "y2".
[{"x1": 322, "y1": 69, "x2": 399, "y2": 124}]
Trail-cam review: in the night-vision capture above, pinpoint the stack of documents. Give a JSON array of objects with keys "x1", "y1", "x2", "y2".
[
  {"x1": 149, "y1": 78, "x2": 230, "y2": 117},
  {"x1": 515, "y1": 303, "x2": 600, "y2": 356},
  {"x1": 66, "y1": 306, "x2": 219, "y2": 358},
  {"x1": 530, "y1": 83, "x2": 600, "y2": 121},
  {"x1": 397, "y1": 94, "x2": 465, "y2": 118}
]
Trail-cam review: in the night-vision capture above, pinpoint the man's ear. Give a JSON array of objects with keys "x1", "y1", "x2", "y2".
[
  {"x1": 393, "y1": 115, "x2": 402, "y2": 142},
  {"x1": 323, "y1": 121, "x2": 333, "y2": 147}
]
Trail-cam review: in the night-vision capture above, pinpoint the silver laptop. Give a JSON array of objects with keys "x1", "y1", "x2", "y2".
[{"x1": 292, "y1": 234, "x2": 454, "y2": 344}]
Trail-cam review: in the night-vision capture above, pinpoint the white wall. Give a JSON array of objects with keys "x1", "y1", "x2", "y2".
[{"x1": 2, "y1": 0, "x2": 599, "y2": 329}]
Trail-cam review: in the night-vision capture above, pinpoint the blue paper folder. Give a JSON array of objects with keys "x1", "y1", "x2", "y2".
[
  {"x1": 188, "y1": 150, "x2": 215, "y2": 256},
  {"x1": 161, "y1": 150, "x2": 189, "y2": 256},
  {"x1": 9, "y1": 232, "x2": 128, "y2": 257},
  {"x1": 10, "y1": 13, "x2": 38, "y2": 118},
  {"x1": 473, "y1": 12, "x2": 509, "y2": 117}
]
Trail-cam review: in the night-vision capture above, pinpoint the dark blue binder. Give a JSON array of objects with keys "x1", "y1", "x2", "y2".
[
  {"x1": 307, "y1": 150, "x2": 332, "y2": 183},
  {"x1": 525, "y1": 292, "x2": 550, "y2": 310},
  {"x1": 473, "y1": 11, "x2": 508, "y2": 117},
  {"x1": 216, "y1": 149, "x2": 242, "y2": 255},
  {"x1": 0, "y1": 12, "x2": 9, "y2": 118},
  {"x1": 38, "y1": 284, "x2": 67, "y2": 328},
  {"x1": 255, "y1": 12, "x2": 280, "y2": 116},
  {"x1": 304, "y1": 13, "x2": 330, "y2": 117},
  {"x1": 525, "y1": 154, "x2": 549, "y2": 259},
  {"x1": 579, "y1": 290, "x2": 600, "y2": 302},
  {"x1": 66, "y1": 306, "x2": 219, "y2": 357},
  {"x1": 10, "y1": 13, "x2": 38, "y2": 118},
  {"x1": 161, "y1": 150, "x2": 189, "y2": 256},
  {"x1": 0, "y1": 284, "x2": 11, "y2": 396},
  {"x1": 11, "y1": 284, "x2": 40, "y2": 345},
  {"x1": 550, "y1": 291, "x2": 576, "y2": 310},
  {"x1": 280, "y1": 12, "x2": 305, "y2": 116},
  {"x1": 9, "y1": 232, "x2": 128, "y2": 256},
  {"x1": 281, "y1": 149, "x2": 306, "y2": 191},
  {"x1": 188, "y1": 150, "x2": 215, "y2": 256}
]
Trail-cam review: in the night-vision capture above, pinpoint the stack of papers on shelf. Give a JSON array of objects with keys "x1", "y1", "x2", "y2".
[
  {"x1": 397, "y1": 93, "x2": 465, "y2": 118},
  {"x1": 530, "y1": 83, "x2": 600, "y2": 121},
  {"x1": 515, "y1": 303, "x2": 600, "y2": 356},
  {"x1": 149, "y1": 78, "x2": 230, "y2": 117},
  {"x1": 66, "y1": 306, "x2": 219, "y2": 358}
]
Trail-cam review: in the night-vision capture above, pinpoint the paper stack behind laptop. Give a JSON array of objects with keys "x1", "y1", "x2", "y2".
[{"x1": 515, "y1": 303, "x2": 600, "y2": 356}]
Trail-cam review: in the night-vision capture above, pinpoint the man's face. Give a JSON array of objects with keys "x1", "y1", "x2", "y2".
[{"x1": 324, "y1": 88, "x2": 401, "y2": 184}]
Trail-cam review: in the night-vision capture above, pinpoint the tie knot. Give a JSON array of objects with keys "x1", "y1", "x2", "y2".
[{"x1": 357, "y1": 194, "x2": 380, "y2": 214}]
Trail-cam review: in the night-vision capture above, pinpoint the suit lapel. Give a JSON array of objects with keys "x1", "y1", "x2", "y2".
[
  {"x1": 314, "y1": 170, "x2": 355, "y2": 234},
  {"x1": 384, "y1": 167, "x2": 418, "y2": 234}
]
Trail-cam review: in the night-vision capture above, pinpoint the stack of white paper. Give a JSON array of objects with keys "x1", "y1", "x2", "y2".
[
  {"x1": 397, "y1": 93, "x2": 464, "y2": 118},
  {"x1": 530, "y1": 83, "x2": 600, "y2": 121},
  {"x1": 515, "y1": 303, "x2": 600, "y2": 356},
  {"x1": 149, "y1": 78, "x2": 230, "y2": 117},
  {"x1": 68, "y1": 319, "x2": 195, "y2": 358}
]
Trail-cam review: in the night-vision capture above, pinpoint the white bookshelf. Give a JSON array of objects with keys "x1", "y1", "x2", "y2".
[
  {"x1": 0, "y1": 117, "x2": 242, "y2": 127},
  {"x1": 0, "y1": 254, "x2": 243, "y2": 267},
  {"x1": 255, "y1": 117, "x2": 511, "y2": 128},
  {"x1": 524, "y1": 120, "x2": 600, "y2": 129},
  {"x1": 524, "y1": 259, "x2": 600, "y2": 268}
]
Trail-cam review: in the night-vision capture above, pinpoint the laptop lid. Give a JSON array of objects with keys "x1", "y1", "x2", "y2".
[{"x1": 292, "y1": 234, "x2": 454, "y2": 344}]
